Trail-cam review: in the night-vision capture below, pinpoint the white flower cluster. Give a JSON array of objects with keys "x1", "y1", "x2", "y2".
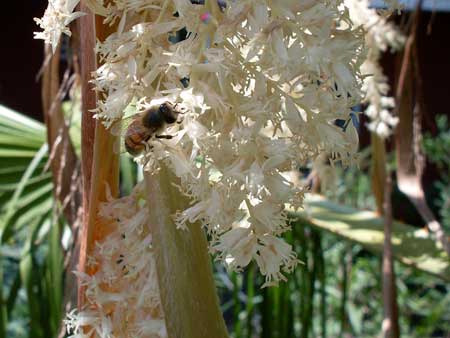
[
  {"x1": 35, "y1": 0, "x2": 367, "y2": 286},
  {"x1": 346, "y1": 0, "x2": 405, "y2": 138},
  {"x1": 34, "y1": 0, "x2": 84, "y2": 52},
  {"x1": 65, "y1": 183, "x2": 166, "y2": 338},
  {"x1": 91, "y1": 0, "x2": 366, "y2": 286}
]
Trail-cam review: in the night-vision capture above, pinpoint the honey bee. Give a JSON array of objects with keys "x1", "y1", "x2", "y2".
[{"x1": 114, "y1": 102, "x2": 184, "y2": 156}]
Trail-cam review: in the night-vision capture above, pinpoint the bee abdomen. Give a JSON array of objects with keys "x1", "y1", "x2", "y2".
[{"x1": 125, "y1": 134, "x2": 146, "y2": 156}]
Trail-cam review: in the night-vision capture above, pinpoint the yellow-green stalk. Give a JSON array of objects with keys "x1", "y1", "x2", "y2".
[{"x1": 145, "y1": 165, "x2": 228, "y2": 338}]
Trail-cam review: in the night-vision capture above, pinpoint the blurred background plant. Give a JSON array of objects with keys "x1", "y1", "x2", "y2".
[
  {"x1": 0, "y1": 105, "x2": 61, "y2": 338},
  {"x1": 423, "y1": 115, "x2": 450, "y2": 234}
]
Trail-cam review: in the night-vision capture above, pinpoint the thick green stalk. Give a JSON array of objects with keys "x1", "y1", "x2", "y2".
[{"x1": 144, "y1": 165, "x2": 228, "y2": 338}]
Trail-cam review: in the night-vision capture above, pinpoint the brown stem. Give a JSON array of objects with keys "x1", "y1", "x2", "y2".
[
  {"x1": 394, "y1": 4, "x2": 450, "y2": 256},
  {"x1": 41, "y1": 45, "x2": 80, "y2": 226},
  {"x1": 382, "y1": 173, "x2": 400, "y2": 338},
  {"x1": 78, "y1": 2, "x2": 97, "y2": 228},
  {"x1": 371, "y1": 132, "x2": 387, "y2": 214},
  {"x1": 77, "y1": 1, "x2": 120, "y2": 308},
  {"x1": 41, "y1": 40, "x2": 82, "y2": 337}
]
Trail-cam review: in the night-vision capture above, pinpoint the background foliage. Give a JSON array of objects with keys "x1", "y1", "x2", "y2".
[{"x1": 0, "y1": 104, "x2": 448, "y2": 338}]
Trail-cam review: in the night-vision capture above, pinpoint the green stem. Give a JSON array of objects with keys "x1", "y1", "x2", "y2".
[
  {"x1": 232, "y1": 272, "x2": 242, "y2": 338},
  {"x1": 245, "y1": 263, "x2": 255, "y2": 338},
  {"x1": 279, "y1": 280, "x2": 291, "y2": 338},
  {"x1": 281, "y1": 230, "x2": 293, "y2": 338},
  {"x1": 339, "y1": 247, "x2": 350, "y2": 338},
  {"x1": 273, "y1": 286, "x2": 280, "y2": 337},
  {"x1": 297, "y1": 223, "x2": 310, "y2": 338},
  {"x1": 261, "y1": 287, "x2": 272, "y2": 338},
  {"x1": 317, "y1": 234, "x2": 327, "y2": 338},
  {"x1": 307, "y1": 231, "x2": 319, "y2": 338}
]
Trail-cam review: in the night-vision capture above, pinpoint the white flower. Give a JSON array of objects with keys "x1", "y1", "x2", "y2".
[
  {"x1": 66, "y1": 183, "x2": 166, "y2": 338},
  {"x1": 34, "y1": 0, "x2": 84, "y2": 52},
  {"x1": 346, "y1": 0, "x2": 405, "y2": 138},
  {"x1": 255, "y1": 234, "x2": 299, "y2": 287},
  {"x1": 85, "y1": 0, "x2": 367, "y2": 285},
  {"x1": 213, "y1": 227, "x2": 257, "y2": 271},
  {"x1": 247, "y1": 201, "x2": 288, "y2": 235}
]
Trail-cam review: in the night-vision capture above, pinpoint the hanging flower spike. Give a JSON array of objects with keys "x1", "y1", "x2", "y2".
[{"x1": 35, "y1": 0, "x2": 402, "y2": 296}]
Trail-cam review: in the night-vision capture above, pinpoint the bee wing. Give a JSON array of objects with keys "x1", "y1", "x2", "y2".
[
  {"x1": 113, "y1": 135, "x2": 125, "y2": 155},
  {"x1": 109, "y1": 115, "x2": 139, "y2": 136},
  {"x1": 109, "y1": 115, "x2": 141, "y2": 155}
]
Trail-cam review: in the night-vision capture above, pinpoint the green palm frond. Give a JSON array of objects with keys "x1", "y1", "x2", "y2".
[{"x1": 0, "y1": 105, "x2": 58, "y2": 338}]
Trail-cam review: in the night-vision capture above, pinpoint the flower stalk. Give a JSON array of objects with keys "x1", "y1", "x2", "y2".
[
  {"x1": 78, "y1": 0, "x2": 120, "y2": 308},
  {"x1": 78, "y1": 1, "x2": 97, "y2": 221},
  {"x1": 145, "y1": 165, "x2": 228, "y2": 338}
]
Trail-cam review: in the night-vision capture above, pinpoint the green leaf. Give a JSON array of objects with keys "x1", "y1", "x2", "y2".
[
  {"x1": 288, "y1": 195, "x2": 450, "y2": 281},
  {"x1": 44, "y1": 216, "x2": 63, "y2": 334},
  {"x1": 0, "y1": 135, "x2": 45, "y2": 149},
  {"x1": 6, "y1": 270, "x2": 21, "y2": 317},
  {"x1": 0, "y1": 171, "x2": 51, "y2": 192},
  {"x1": 0, "y1": 144, "x2": 49, "y2": 243},
  {"x1": 0, "y1": 105, "x2": 45, "y2": 135},
  {"x1": 0, "y1": 105, "x2": 60, "y2": 338},
  {"x1": 5, "y1": 197, "x2": 53, "y2": 243},
  {"x1": 0, "y1": 257, "x2": 6, "y2": 338},
  {"x1": 0, "y1": 149, "x2": 44, "y2": 158},
  {"x1": 19, "y1": 216, "x2": 46, "y2": 338}
]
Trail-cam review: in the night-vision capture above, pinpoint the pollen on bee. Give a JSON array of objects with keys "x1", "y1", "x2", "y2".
[{"x1": 200, "y1": 12, "x2": 211, "y2": 23}]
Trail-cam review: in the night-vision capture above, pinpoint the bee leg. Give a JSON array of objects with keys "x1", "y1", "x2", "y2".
[
  {"x1": 173, "y1": 103, "x2": 186, "y2": 111},
  {"x1": 155, "y1": 134, "x2": 173, "y2": 139},
  {"x1": 143, "y1": 141, "x2": 153, "y2": 153},
  {"x1": 176, "y1": 115, "x2": 185, "y2": 124}
]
